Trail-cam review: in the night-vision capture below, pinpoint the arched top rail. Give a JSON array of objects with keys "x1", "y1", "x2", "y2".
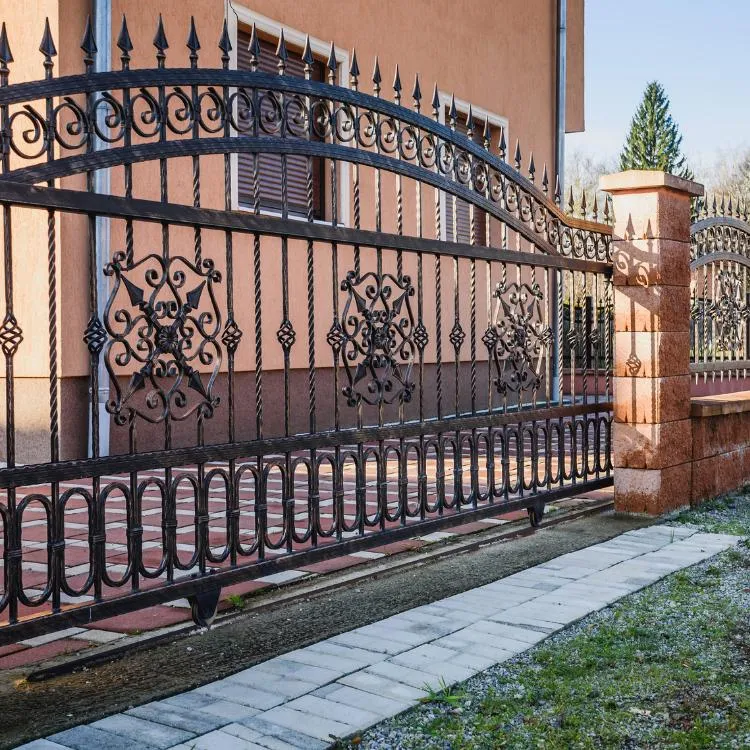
[
  {"x1": 691, "y1": 215, "x2": 750, "y2": 236},
  {"x1": 691, "y1": 214, "x2": 750, "y2": 268},
  {"x1": 0, "y1": 66, "x2": 611, "y2": 260}
]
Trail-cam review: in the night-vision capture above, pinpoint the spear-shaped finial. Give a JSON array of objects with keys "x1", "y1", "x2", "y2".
[
  {"x1": 448, "y1": 94, "x2": 457, "y2": 129},
  {"x1": 372, "y1": 56, "x2": 381, "y2": 96},
  {"x1": 712, "y1": 194, "x2": 717, "y2": 216},
  {"x1": 466, "y1": 105, "x2": 474, "y2": 139},
  {"x1": 728, "y1": 194, "x2": 733, "y2": 217},
  {"x1": 297, "y1": 34, "x2": 312, "y2": 79},
  {"x1": 541, "y1": 163, "x2": 548, "y2": 194},
  {"x1": 248, "y1": 23, "x2": 260, "y2": 71},
  {"x1": 431, "y1": 83, "x2": 440, "y2": 120},
  {"x1": 720, "y1": 193, "x2": 725, "y2": 216},
  {"x1": 276, "y1": 30, "x2": 288, "y2": 74},
  {"x1": 153, "y1": 14, "x2": 168, "y2": 67},
  {"x1": 0, "y1": 22, "x2": 12, "y2": 70},
  {"x1": 81, "y1": 15, "x2": 97, "y2": 71},
  {"x1": 592, "y1": 193, "x2": 599, "y2": 221},
  {"x1": 604, "y1": 193, "x2": 610, "y2": 222},
  {"x1": 580, "y1": 190, "x2": 587, "y2": 219},
  {"x1": 513, "y1": 139, "x2": 521, "y2": 170},
  {"x1": 528, "y1": 152, "x2": 535, "y2": 182},
  {"x1": 392, "y1": 64, "x2": 401, "y2": 103},
  {"x1": 554, "y1": 174, "x2": 561, "y2": 205},
  {"x1": 482, "y1": 116, "x2": 491, "y2": 149},
  {"x1": 186, "y1": 16, "x2": 200, "y2": 68},
  {"x1": 40, "y1": 18, "x2": 57, "y2": 76},
  {"x1": 568, "y1": 186, "x2": 575, "y2": 214},
  {"x1": 117, "y1": 15, "x2": 133, "y2": 69},
  {"x1": 412, "y1": 74, "x2": 422, "y2": 111},
  {"x1": 218, "y1": 18, "x2": 232, "y2": 69},
  {"x1": 498, "y1": 127, "x2": 506, "y2": 161},
  {"x1": 326, "y1": 41, "x2": 337, "y2": 83},
  {"x1": 349, "y1": 48, "x2": 360, "y2": 88}
]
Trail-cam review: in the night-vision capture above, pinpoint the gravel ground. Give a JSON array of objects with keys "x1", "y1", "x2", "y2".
[{"x1": 349, "y1": 493, "x2": 750, "y2": 750}]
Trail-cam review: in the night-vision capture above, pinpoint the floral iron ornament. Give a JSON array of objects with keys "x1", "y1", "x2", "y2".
[
  {"x1": 331, "y1": 270, "x2": 417, "y2": 407},
  {"x1": 484, "y1": 281, "x2": 552, "y2": 395},
  {"x1": 708, "y1": 269, "x2": 749, "y2": 357},
  {"x1": 102, "y1": 251, "x2": 222, "y2": 426}
]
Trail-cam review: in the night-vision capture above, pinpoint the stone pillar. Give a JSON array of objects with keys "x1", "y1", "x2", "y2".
[{"x1": 599, "y1": 171, "x2": 703, "y2": 515}]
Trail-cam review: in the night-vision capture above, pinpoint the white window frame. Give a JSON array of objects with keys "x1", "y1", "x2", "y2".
[
  {"x1": 437, "y1": 91, "x2": 508, "y2": 243},
  {"x1": 227, "y1": 6, "x2": 351, "y2": 226}
]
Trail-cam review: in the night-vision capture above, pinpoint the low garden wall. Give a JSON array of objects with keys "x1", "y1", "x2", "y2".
[{"x1": 690, "y1": 392, "x2": 750, "y2": 504}]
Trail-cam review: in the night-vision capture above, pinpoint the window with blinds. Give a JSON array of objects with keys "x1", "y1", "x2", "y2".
[
  {"x1": 236, "y1": 30, "x2": 325, "y2": 219},
  {"x1": 444, "y1": 114, "x2": 488, "y2": 246}
]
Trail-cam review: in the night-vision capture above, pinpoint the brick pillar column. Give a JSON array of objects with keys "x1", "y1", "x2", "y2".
[{"x1": 599, "y1": 171, "x2": 703, "y2": 515}]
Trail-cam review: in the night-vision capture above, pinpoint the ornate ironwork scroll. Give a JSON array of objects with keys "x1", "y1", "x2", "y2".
[
  {"x1": 333, "y1": 269, "x2": 417, "y2": 407},
  {"x1": 690, "y1": 198, "x2": 750, "y2": 380},
  {"x1": 484, "y1": 281, "x2": 552, "y2": 395},
  {"x1": 103, "y1": 250, "x2": 222, "y2": 426}
]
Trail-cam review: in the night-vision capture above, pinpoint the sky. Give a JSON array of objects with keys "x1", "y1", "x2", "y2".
[{"x1": 567, "y1": 1, "x2": 750, "y2": 174}]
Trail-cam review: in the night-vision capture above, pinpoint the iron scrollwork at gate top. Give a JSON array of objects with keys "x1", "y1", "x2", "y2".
[{"x1": 102, "y1": 250, "x2": 222, "y2": 425}]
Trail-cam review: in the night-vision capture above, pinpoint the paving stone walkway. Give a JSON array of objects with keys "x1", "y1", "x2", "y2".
[{"x1": 20, "y1": 524, "x2": 741, "y2": 750}]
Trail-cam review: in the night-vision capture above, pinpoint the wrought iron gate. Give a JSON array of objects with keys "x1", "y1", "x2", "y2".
[
  {"x1": 691, "y1": 195, "x2": 750, "y2": 385},
  {"x1": 0, "y1": 16, "x2": 613, "y2": 643}
]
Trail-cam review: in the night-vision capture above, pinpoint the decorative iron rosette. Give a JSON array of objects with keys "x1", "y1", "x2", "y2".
[
  {"x1": 334, "y1": 269, "x2": 417, "y2": 407},
  {"x1": 484, "y1": 281, "x2": 552, "y2": 395},
  {"x1": 708, "y1": 268, "x2": 749, "y2": 356},
  {"x1": 102, "y1": 250, "x2": 222, "y2": 426}
]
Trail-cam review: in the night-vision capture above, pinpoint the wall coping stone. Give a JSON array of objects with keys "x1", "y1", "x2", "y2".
[
  {"x1": 691, "y1": 391, "x2": 750, "y2": 418},
  {"x1": 599, "y1": 170, "x2": 704, "y2": 197}
]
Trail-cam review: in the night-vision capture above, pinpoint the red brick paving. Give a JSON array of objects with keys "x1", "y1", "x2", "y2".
[{"x1": 0, "y1": 639, "x2": 89, "y2": 670}]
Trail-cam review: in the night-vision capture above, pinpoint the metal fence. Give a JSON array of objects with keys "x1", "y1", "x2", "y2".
[
  {"x1": 0, "y1": 15, "x2": 613, "y2": 642},
  {"x1": 691, "y1": 195, "x2": 750, "y2": 384}
]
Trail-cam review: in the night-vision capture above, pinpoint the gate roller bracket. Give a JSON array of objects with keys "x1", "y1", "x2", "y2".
[
  {"x1": 188, "y1": 585, "x2": 222, "y2": 629},
  {"x1": 527, "y1": 501, "x2": 545, "y2": 528}
]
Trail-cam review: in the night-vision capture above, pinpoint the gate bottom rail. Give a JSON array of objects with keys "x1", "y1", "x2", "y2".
[{"x1": 0, "y1": 476, "x2": 612, "y2": 647}]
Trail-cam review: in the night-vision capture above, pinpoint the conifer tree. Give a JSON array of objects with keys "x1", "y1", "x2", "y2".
[{"x1": 619, "y1": 81, "x2": 692, "y2": 179}]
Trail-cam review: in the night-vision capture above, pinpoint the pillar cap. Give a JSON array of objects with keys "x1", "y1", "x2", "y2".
[{"x1": 599, "y1": 170, "x2": 703, "y2": 197}]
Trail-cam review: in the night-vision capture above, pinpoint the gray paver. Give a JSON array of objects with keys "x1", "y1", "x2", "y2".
[
  {"x1": 256, "y1": 705, "x2": 354, "y2": 742},
  {"x1": 14, "y1": 742, "x2": 69, "y2": 750},
  {"x1": 284, "y1": 694, "x2": 381, "y2": 727},
  {"x1": 314, "y1": 684, "x2": 411, "y2": 718},
  {"x1": 243, "y1": 658, "x2": 343, "y2": 684},
  {"x1": 92, "y1": 714, "x2": 194, "y2": 749},
  {"x1": 225, "y1": 671, "x2": 321, "y2": 699},
  {"x1": 126, "y1": 700, "x2": 226, "y2": 734},
  {"x1": 195, "y1": 680, "x2": 287, "y2": 710},
  {"x1": 329, "y1": 630, "x2": 412, "y2": 655},
  {"x1": 49, "y1": 725, "x2": 160, "y2": 750},
  {"x1": 338, "y1": 669, "x2": 427, "y2": 702},
  {"x1": 236, "y1": 717, "x2": 329, "y2": 749},
  {"x1": 366, "y1": 658, "x2": 474, "y2": 690},
  {"x1": 173, "y1": 729, "x2": 266, "y2": 750},
  {"x1": 163, "y1": 692, "x2": 260, "y2": 722}
]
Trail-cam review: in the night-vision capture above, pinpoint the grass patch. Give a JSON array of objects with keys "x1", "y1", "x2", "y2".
[
  {"x1": 670, "y1": 490, "x2": 750, "y2": 537},
  {"x1": 353, "y1": 494, "x2": 750, "y2": 749}
]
